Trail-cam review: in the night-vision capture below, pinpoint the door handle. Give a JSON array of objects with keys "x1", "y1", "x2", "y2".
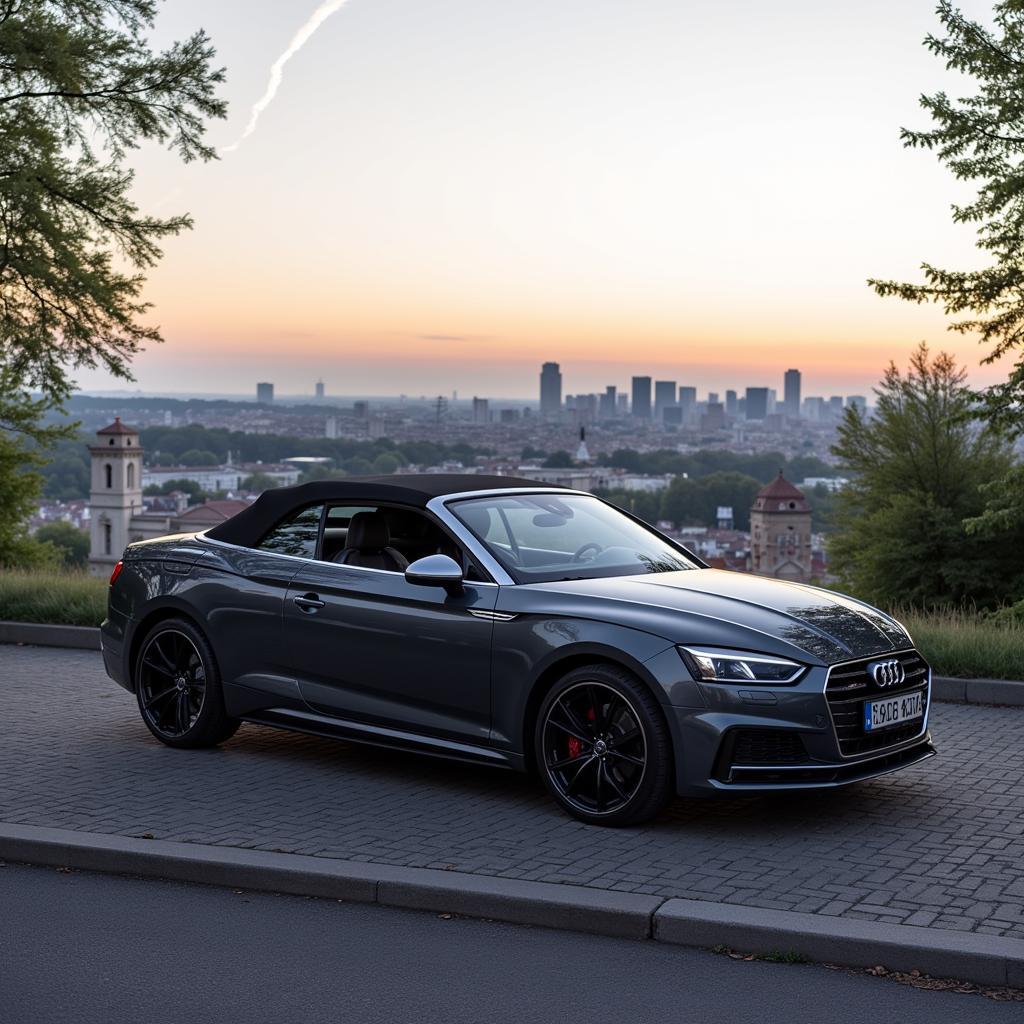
[{"x1": 293, "y1": 593, "x2": 325, "y2": 612}]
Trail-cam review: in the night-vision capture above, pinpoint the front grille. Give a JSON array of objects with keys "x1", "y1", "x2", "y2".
[
  {"x1": 732, "y1": 729, "x2": 810, "y2": 766},
  {"x1": 825, "y1": 649, "x2": 930, "y2": 757}
]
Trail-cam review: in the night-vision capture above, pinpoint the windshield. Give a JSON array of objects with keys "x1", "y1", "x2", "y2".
[{"x1": 450, "y1": 493, "x2": 698, "y2": 583}]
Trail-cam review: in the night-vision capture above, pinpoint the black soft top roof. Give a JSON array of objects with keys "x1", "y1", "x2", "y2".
[{"x1": 205, "y1": 473, "x2": 562, "y2": 548}]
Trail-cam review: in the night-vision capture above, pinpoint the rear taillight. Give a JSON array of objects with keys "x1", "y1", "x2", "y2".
[{"x1": 109, "y1": 560, "x2": 123, "y2": 586}]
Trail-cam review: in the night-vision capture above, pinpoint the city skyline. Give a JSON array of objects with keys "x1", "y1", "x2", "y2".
[{"x1": 70, "y1": 0, "x2": 1005, "y2": 398}]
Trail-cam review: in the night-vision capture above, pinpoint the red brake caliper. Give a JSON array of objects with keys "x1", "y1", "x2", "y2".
[{"x1": 567, "y1": 706, "x2": 596, "y2": 760}]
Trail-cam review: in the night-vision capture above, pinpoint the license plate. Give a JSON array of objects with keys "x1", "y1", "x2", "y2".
[{"x1": 864, "y1": 691, "x2": 923, "y2": 732}]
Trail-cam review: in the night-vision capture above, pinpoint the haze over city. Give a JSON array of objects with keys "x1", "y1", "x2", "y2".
[{"x1": 72, "y1": 0, "x2": 1003, "y2": 399}]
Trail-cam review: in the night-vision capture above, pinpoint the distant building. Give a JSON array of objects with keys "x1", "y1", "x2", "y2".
[
  {"x1": 724, "y1": 390, "x2": 738, "y2": 416},
  {"x1": 701, "y1": 402, "x2": 726, "y2": 431},
  {"x1": 631, "y1": 376, "x2": 652, "y2": 419},
  {"x1": 802, "y1": 396, "x2": 825, "y2": 421},
  {"x1": 256, "y1": 382, "x2": 274, "y2": 404},
  {"x1": 745, "y1": 387, "x2": 770, "y2": 421},
  {"x1": 575, "y1": 427, "x2": 591, "y2": 463},
  {"x1": 749, "y1": 472, "x2": 813, "y2": 583},
  {"x1": 616, "y1": 392, "x2": 630, "y2": 415},
  {"x1": 828, "y1": 395, "x2": 844, "y2": 419},
  {"x1": 654, "y1": 380, "x2": 676, "y2": 421},
  {"x1": 353, "y1": 400, "x2": 369, "y2": 419},
  {"x1": 540, "y1": 362, "x2": 562, "y2": 418},
  {"x1": 599, "y1": 386, "x2": 617, "y2": 420},
  {"x1": 784, "y1": 368, "x2": 801, "y2": 418},
  {"x1": 87, "y1": 419, "x2": 195, "y2": 575},
  {"x1": 472, "y1": 397, "x2": 489, "y2": 424},
  {"x1": 716, "y1": 505, "x2": 734, "y2": 529},
  {"x1": 315, "y1": 380, "x2": 325, "y2": 400},
  {"x1": 677, "y1": 386, "x2": 697, "y2": 425},
  {"x1": 846, "y1": 395, "x2": 867, "y2": 414},
  {"x1": 325, "y1": 416, "x2": 338, "y2": 439}
]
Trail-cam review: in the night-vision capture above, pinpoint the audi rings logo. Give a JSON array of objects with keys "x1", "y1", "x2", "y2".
[{"x1": 869, "y1": 658, "x2": 905, "y2": 688}]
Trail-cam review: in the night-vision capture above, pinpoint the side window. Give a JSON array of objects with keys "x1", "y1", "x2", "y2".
[{"x1": 257, "y1": 504, "x2": 324, "y2": 558}]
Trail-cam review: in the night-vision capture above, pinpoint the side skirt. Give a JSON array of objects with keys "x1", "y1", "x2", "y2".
[{"x1": 241, "y1": 707, "x2": 525, "y2": 772}]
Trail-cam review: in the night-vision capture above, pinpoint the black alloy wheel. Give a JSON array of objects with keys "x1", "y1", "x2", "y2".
[
  {"x1": 134, "y1": 618, "x2": 239, "y2": 749},
  {"x1": 536, "y1": 664, "x2": 674, "y2": 826}
]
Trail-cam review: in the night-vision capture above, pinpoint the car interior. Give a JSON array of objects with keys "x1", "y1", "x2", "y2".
[{"x1": 320, "y1": 504, "x2": 480, "y2": 578}]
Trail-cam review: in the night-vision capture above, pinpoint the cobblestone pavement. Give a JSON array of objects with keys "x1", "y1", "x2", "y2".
[{"x1": 3, "y1": 646, "x2": 1024, "y2": 941}]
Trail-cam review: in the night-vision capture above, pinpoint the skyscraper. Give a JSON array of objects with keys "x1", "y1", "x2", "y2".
[
  {"x1": 472, "y1": 397, "x2": 489, "y2": 424},
  {"x1": 725, "y1": 390, "x2": 738, "y2": 416},
  {"x1": 631, "y1": 376, "x2": 652, "y2": 419},
  {"x1": 599, "y1": 385, "x2": 617, "y2": 420},
  {"x1": 540, "y1": 362, "x2": 562, "y2": 417},
  {"x1": 745, "y1": 387, "x2": 769, "y2": 420},
  {"x1": 783, "y1": 369, "x2": 801, "y2": 419},
  {"x1": 677, "y1": 386, "x2": 697, "y2": 426},
  {"x1": 315, "y1": 380, "x2": 325, "y2": 400},
  {"x1": 256, "y1": 382, "x2": 274, "y2": 404},
  {"x1": 654, "y1": 380, "x2": 676, "y2": 420}
]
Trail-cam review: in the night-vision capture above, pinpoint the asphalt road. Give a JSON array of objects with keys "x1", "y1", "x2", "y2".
[{"x1": 0, "y1": 864, "x2": 1014, "y2": 1024}]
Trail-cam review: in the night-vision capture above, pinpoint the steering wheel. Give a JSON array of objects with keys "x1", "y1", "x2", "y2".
[{"x1": 572, "y1": 542, "x2": 603, "y2": 563}]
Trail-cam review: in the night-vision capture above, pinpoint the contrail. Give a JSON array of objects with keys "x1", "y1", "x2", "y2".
[{"x1": 221, "y1": 0, "x2": 354, "y2": 153}]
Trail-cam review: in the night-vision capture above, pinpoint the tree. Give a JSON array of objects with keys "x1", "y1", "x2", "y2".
[
  {"x1": 0, "y1": 1, "x2": 226, "y2": 562},
  {"x1": 238, "y1": 472, "x2": 278, "y2": 493},
  {"x1": 542, "y1": 450, "x2": 574, "y2": 468},
  {"x1": 868, "y1": 1, "x2": 1024, "y2": 526},
  {"x1": 828, "y1": 344, "x2": 1024, "y2": 608},
  {"x1": 34, "y1": 520, "x2": 89, "y2": 567}
]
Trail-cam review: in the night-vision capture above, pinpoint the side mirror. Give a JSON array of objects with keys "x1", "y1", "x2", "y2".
[{"x1": 404, "y1": 554, "x2": 464, "y2": 595}]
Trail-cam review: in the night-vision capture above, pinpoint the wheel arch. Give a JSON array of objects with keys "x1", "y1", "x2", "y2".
[
  {"x1": 126, "y1": 601, "x2": 210, "y2": 693},
  {"x1": 520, "y1": 645, "x2": 672, "y2": 774}
]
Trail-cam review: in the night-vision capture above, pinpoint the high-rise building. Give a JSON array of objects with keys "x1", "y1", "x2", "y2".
[
  {"x1": 599, "y1": 386, "x2": 617, "y2": 420},
  {"x1": 783, "y1": 369, "x2": 801, "y2": 418},
  {"x1": 846, "y1": 395, "x2": 867, "y2": 414},
  {"x1": 631, "y1": 376, "x2": 652, "y2": 419},
  {"x1": 707, "y1": 392, "x2": 720, "y2": 405},
  {"x1": 616, "y1": 392, "x2": 630, "y2": 415},
  {"x1": 315, "y1": 380, "x2": 325, "y2": 400},
  {"x1": 745, "y1": 387, "x2": 770, "y2": 420},
  {"x1": 725, "y1": 390, "x2": 738, "y2": 416},
  {"x1": 256, "y1": 382, "x2": 274, "y2": 404},
  {"x1": 654, "y1": 380, "x2": 677, "y2": 421},
  {"x1": 472, "y1": 397, "x2": 489, "y2": 424},
  {"x1": 678, "y1": 386, "x2": 697, "y2": 426},
  {"x1": 802, "y1": 396, "x2": 825, "y2": 421},
  {"x1": 540, "y1": 362, "x2": 562, "y2": 417},
  {"x1": 701, "y1": 402, "x2": 726, "y2": 431},
  {"x1": 828, "y1": 395, "x2": 844, "y2": 419}
]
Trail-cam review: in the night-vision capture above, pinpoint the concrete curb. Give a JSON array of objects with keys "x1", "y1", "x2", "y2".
[
  {"x1": 655, "y1": 898, "x2": 1024, "y2": 988},
  {"x1": 1, "y1": 823, "x2": 1022, "y2": 987},
  {"x1": 2, "y1": 622, "x2": 1024, "y2": 708},
  {"x1": 0, "y1": 621, "x2": 101, "y2": 650},
  {"x1": 933, "y1": 675, "x2": 1024, "y2": 707}
]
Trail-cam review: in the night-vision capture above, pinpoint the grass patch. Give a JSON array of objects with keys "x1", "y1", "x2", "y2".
[
  {"x1": 0, "y1": 569, "x2": 107, "y2": 627},
  {"x1": 899, "y1": 607, "x2": 1024, "y2": 681}
]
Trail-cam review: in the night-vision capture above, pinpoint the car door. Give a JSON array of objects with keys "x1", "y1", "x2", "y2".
[
  {"x1": 284, "y1": 505, "x2": 499, "y2": 744},
  {"x1": 197, "y1": 502, "x2": 324, "y2": 716}
]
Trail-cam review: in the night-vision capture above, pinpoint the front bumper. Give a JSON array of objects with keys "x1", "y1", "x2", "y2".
[{"x1": 655, "y1": 647, "x2": 935, "y2": 797}]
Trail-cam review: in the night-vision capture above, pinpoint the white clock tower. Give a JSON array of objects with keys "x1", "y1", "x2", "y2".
[{"x1": 88, "y1": 418, "x2": 144, "y2": 575}]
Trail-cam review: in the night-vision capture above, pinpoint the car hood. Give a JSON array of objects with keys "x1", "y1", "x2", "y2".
[{"x1": 531, "y1": 569, "x2": 911, "y2": 663}]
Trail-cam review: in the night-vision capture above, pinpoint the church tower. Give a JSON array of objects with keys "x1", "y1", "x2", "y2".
[
  {"x1": 88, "y1": 418, "x2": 143, "y2": 575},
  {"x1": 749, "y1": 471, "x2": 812, "y2": 582}
]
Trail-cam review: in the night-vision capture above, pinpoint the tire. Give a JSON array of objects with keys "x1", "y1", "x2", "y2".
[
  {"x1": 534, "y1": 663, "x2": 674, "y2": 826},
  {"x1": 133, "y1": 617, "x2": 240, "y2": 749}
]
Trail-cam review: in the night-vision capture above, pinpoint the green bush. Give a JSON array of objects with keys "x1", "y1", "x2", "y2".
[
  {"x1": 0, "y1": 569, "x2": 107, "y2": 627},
  {"x1": 899, "y1": 607, "x2": 1024, "y2": 681}
]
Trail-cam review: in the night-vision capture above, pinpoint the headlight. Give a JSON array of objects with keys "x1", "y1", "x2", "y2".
[{"x1": 678, "y1": 646, "x2": 805, "y2": 685}]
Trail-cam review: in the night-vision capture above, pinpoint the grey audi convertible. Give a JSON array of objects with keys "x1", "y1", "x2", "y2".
[{"x1": 101, "y1": 475, "x2": 934, "y2": 826}]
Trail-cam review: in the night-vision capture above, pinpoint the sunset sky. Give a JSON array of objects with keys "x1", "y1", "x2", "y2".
[{"x1": 76, "y1": 0, "x2": 1004, "y2": 400}]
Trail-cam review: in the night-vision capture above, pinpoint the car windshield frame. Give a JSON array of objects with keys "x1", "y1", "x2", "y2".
[{"x1": 447, "y1": 491, "x2": 701, "y2": 584}]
